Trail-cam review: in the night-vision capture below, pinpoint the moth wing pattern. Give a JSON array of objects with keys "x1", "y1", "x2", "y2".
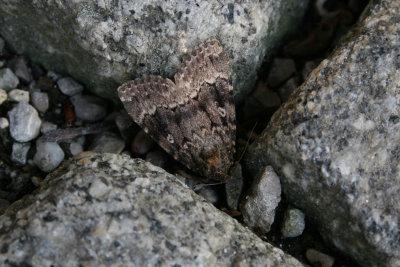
[{"x1": 118, "y1": 40, "x2": 236, "y2": 181}]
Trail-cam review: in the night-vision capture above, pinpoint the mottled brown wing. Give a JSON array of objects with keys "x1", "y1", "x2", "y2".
[{"x1": 117, "y1": 40, "x2": 236, "y2": 181}]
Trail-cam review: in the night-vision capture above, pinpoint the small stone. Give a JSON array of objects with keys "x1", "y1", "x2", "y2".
[
  {"x1": 0, "y1": 68, "x2": 19, "y2": 91},
  {"x1": 225, "y1": 162, "x2": 243, "y2": 210},
  {"x1": 8, "y1": 102, "x2": 42, "y2": 142},
  {"x1": 196, "y1": 186, "x2": 219, "y2": 204},
  {"x1": 40, "y1": 121, "x2": 58, "y2": 134},
  {"x1": 11, "y1": 142, "x2": 31, "y2": 165},
  {"x1": 8, "y1": 89, "x2": 30, "y2": 102},
  {"x1": 281, "y1": 207, "x2": 306, "y2": 238},
  {"x1": 69, "y1": 142, "x2": 83, "y2": 156},
  {"x1": 46, "y1": 70, "x2": 62, "y2": 81},
  {"x1": 0, "y1": 88, "x2": 7, "y2": 104},
  {"x1": 57, "y1": 77, "x2": 84, "y2": 96},
  {"x1": 251, "y1": 82, "x2": 281, "y2": 108},
  {"x1": 305, "y1": 248, "x2": 335, "y2": 267},
  {"x1": 278, "y1": 76, "x2": 299, "y2": 102},
  {"x1": 31, "y1": 91, "x2": 49, "y2": 113},
  {"x1": 10, "y1": 56, "x2": 32, "y2": 83},
  {"x1": 70, "y1": 95, "x2": 107, "y2": 122},
  {"x1": 33, "y1": 142, "x2": 65, "y2": 172},
  {"x1": 131, "y1": 129, "x2": 155, "y2": 155},
  {"x1": 267, "y1": 58, "x2": 296, "y2": 88},
  {"x1": 240, "y1": 165, "x2": 281, "y2": 232},
  {"x1": 0, "y1": 117, "x2": 9, "y2": 129},
  {"x1": 145, "y1": 150, "x2": 169, "y2": 169},
  {"x1": 89, "y1": 132, "x2": 125, "y2": 154}
]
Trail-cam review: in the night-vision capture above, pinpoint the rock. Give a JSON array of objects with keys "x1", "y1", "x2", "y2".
[
  {"x1": 8, "y1": 88, "x2": 29, "y2": 102},
  {"x1": 40, "y1": 121, "x2": 57, "y2": 134},
  {"x1": 33, "y1": 142, "x2": 65, "y2": 172},
  {"x1": 145, "y1": 150, "x2": 169, "y2": 169},
  {"x1": 9, "y1": 56, "x2": 32, "y2": 83},
  {"x1": 267, "y1": 58, "x2": 296, "y2": 88},
  {"x1": 131, "y1": 129, "x2": 155, "y2": 155},
  {"x1": 0, "y1": 68, "x2": 19, "y2": 91},
  {"x1": 89, "y1": 132, "x2": 125, "y2": 154},
  {"x1": 57, "y1": 77, "x2": 84, "y2": 96},
  {"x1": 68, "y1": 142, "x2": 83, "y2": 156},
  {"x1": 0, "y1": 152, "x2": 304, "y2": 266},
  {"x1": 8, "y1": 102, "x2": 41, "y2": 142},
  {"x1": 251, "y1": 82, "x2": 281, "y2": 108},
  {"x1": 46, "y1": 70, "x2": 61, "y2": 81},
  {"x1": 0, "y1": 88, "x2": 7, "y2": 104},
  {"x1": 0, "y1": 1, "x2": 309, "y2": 102},
  {"x1": 0, "y1": 199, "x2": 10, "y2": 215},
  {"x1": 70, "y1": 95, "x2": 107, "y2": 122},
  {"x1": 0, "y1": 117, "x2": 8, "y2": 129},
  {"x1": 31, "y1": 90, "x2": 49, "y2": 113},
  {"x1": 11, "y1": 142, "x2": 31, "y2": 165},
  {"x1": 240, "y1": 165, "x2": 281, "y2": 232},
  {"x1": 225, "y1": 162, "x2": 243, "y2": 210},
  {"x1": 245, "y1": 2, "x2": 400, "y2": 266},
  {"x1": 281, "y1": 208, "x2": 306, "y2": 238},
  {"x1": 196, "y1": 186, "x2": 219, "y2": 205},
  {"x1": 305, "y1": 248, "x2": 335, "y2": 267}
]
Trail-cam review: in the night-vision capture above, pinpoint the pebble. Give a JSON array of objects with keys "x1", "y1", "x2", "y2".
[
  {"x1": 46, "y1": 70, "x2": 62, "y2": 81},
  {"x1": 8, "y1": 89, "x2": 30, "y2": 102},
  {"x1": 131, "y1": 129, "x2": 155, "y2": 155},
  {"x1": 33, "y1": 142, "x2": 65, "y2": 172},
  {"x1": 40, "y1": 121, "x2": 58, "y2": 134},
  {"x1": 10, "y1": 56, "x2": 32, "y2": 83},
  {"x1": 57, "y1": 77, "x2": 84, "y2": 96},
  {"x1": 196, "y1": 186, "x2": 219, "y2": 204},
  {"x1": 0, "y1": 88, "x2": 7, "y2": 104},
  {"x1": 70, "y1": 95, "x2": 107, "y2": 122},
  {"x1": 278, "y1": 77, "x2": 299, "y2": 102},
  {"x1": 240, "y1": 165, "x2": 281, "y2": 232},
  {"x1": 251, "y1": 82, "x2": 281, "y2": 108},
  {"x1": 88, "y1": 132, "x2": 125, "y2": 154},
  {"x1": 0, "y1": 68, "x2": 19, "y2": 91},
  {"x1": 68, "y1": 142, "x2": 83, "y2": 156},
  {"x1": 225, "y1": 162, "x2": 243, "y2": 210},
  {"x1": 11, "y1": 142, "x2": 31, "y2": 165},
  {"x1": 281, "y1": 207, "x2": 306, "y2": 238},
  {"x1": 0, "y1": 117, "x2": 9, "y2": 129},
  {"x1": 8, "y1": 102, "x2": 41, "y2": 142},
  {"x1": 305, "y1": 248, "x2": 335, "y2": 267},
  {"x1": 31, "y1": 90, "x2": 49, "y2": 113},
  {"x1": 267, "y1": 58, "x2": 296, "y2": 88},
  {"x1": 145, "y1": 150, "x2": 169, "y2": 168}
]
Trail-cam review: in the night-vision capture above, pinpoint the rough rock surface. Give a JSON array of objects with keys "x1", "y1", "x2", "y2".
[
  {"x1": 245, "y1": 2, "x2": 400, "y2": 266},
  {"x1": 0, "y1": 0, "x2": 308, "y2": 102},
  {"x1": 0, "y1": 152, "x2": 304, "y2": 266}
]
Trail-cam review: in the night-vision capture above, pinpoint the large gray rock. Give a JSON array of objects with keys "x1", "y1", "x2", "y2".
[
  {"x1": 0, "y1": 152, "x2": 304, "y2": 266},
  {"x1": 0, "y1": 1, "x2": 308, "y2": 102},
  {"x1": 245, "y1": 2, "x2": 400, "y2": 266}
]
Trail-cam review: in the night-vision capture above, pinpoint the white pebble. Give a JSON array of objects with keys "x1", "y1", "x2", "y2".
[
  {"x1": 40, "y1": 121, "x2": 58, "y2": 134},
  {"x1": 0, "y1": 117, "x2": 9, "y2": 129},
  {"x1": 8, "y1": 102, "x2": 41, "y2": 142},
  {"x1": 0, "y1": 68, "x2": 19, "y2": 91},
  {"x1": 33, "y1": 142, "x2": 65, "y2": 172},
  {"x1": 11, "y1": 142, "x2": 31, "y2": 165},
  {"x1": 0, "y1": 88, "x2": 7, "y2": 105},
  {"x1": 8, "y1": 89, "x2": 30, "y2": 102},
  {"x1": 281, "y1": 207, "x2": 306, "y2": 238},
  {"x1": 31, "y1": 91, "x2": 49, "y2": 113},
  {"x1": 57, "y1": 77, "x2": 84, "y2": 96}
]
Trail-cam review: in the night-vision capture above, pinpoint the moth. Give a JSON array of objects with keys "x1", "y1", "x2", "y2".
[{"x1": 118, "y1": 40, "x2": 236, "y2": 181}]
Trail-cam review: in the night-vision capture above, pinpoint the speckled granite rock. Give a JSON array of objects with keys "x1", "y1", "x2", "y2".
[
  {"x1": 245, "y1": 1, "x2": 400, "y2": 266},
  {"x1": 0, "y1": 0, "x2": 308, "y2": 102},
  {"x1": 0, "y1": 152, "x2": 303, "y2": 266}
]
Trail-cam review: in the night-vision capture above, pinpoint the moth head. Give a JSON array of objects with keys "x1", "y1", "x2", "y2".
[{"x1": 200, "y1": 146, "x2": 231, "y2": 181}]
